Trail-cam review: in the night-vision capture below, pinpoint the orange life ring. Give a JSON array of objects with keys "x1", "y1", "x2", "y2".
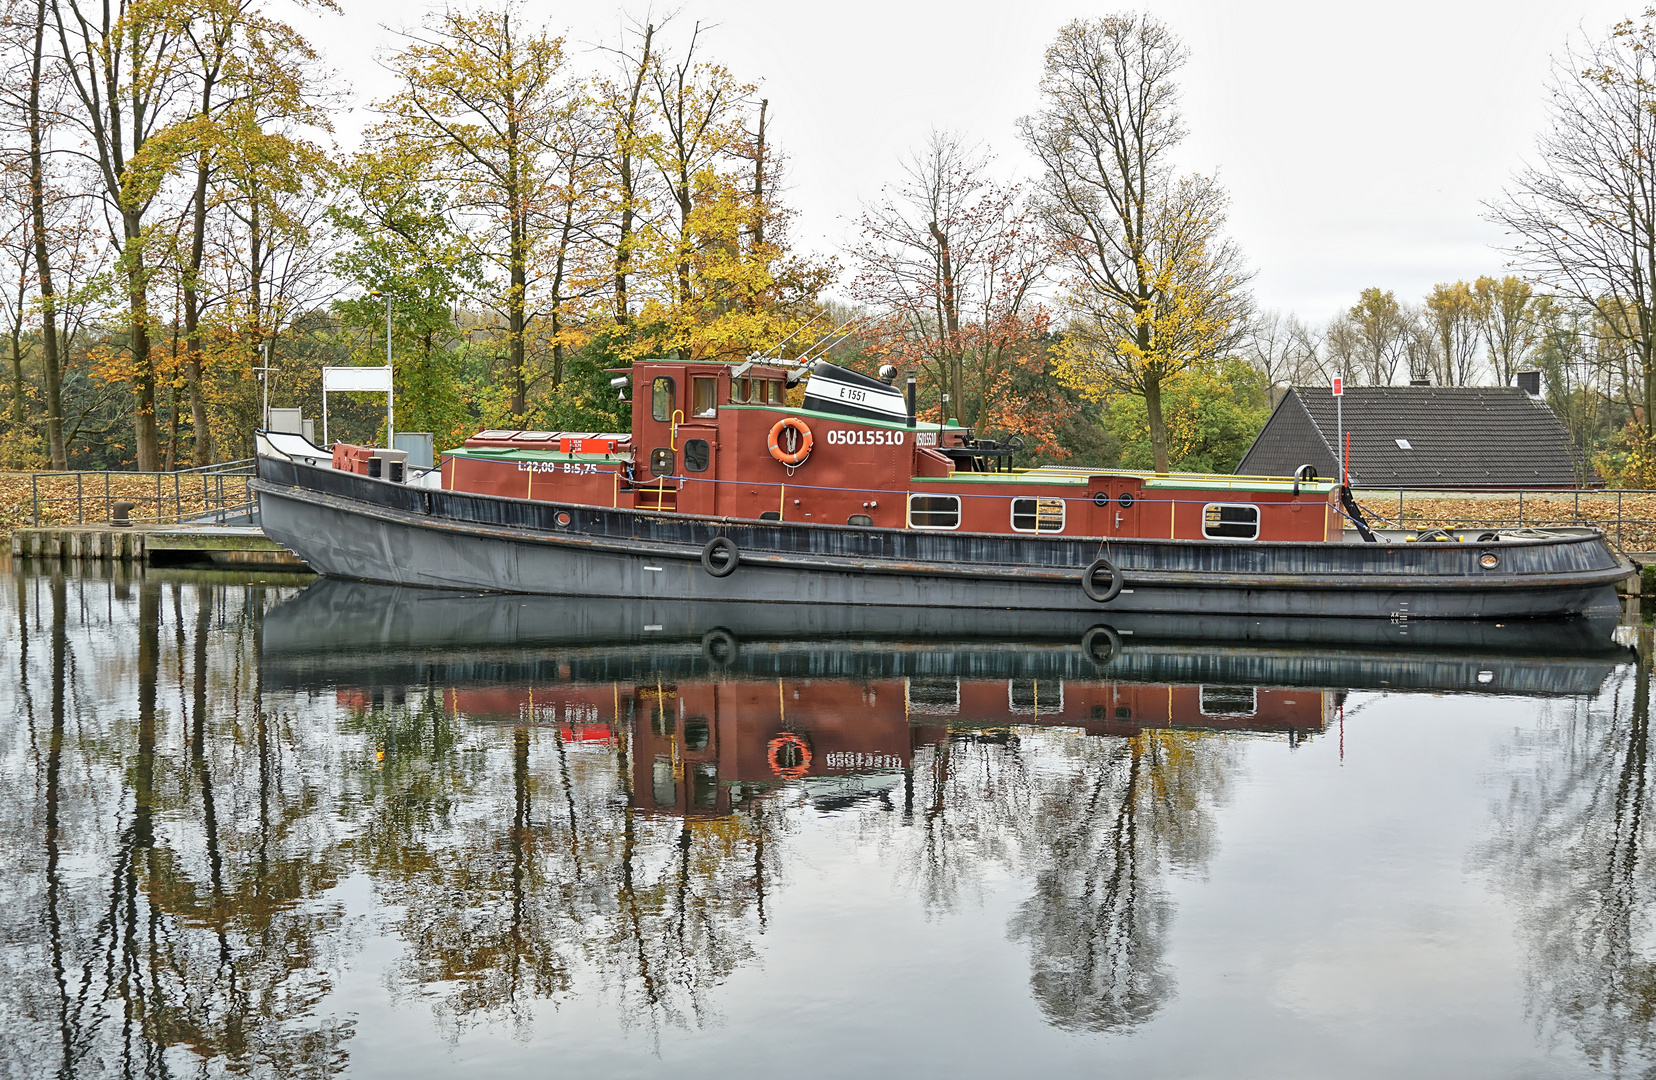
[
  {"x1": 767, "y1": 732, "x2": 812, "y2": 780},
  {"x1": 767, "y1": 416, "x2": 813, "y2": 466}
]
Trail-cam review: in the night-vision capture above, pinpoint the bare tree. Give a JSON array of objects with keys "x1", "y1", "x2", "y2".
[
  {"x1": 1489, "y1": 15, "x2": 1656, "y2": 437},
  {"x1": 1243, "y1": 309, "x2": 1322, "y2": 388},
  {"x1": 1020, "y1": 15, "x2": 1252, "y2": 472},
  {"x1": 849, "y1": 131, "x2": 1050, "y2": 432}
]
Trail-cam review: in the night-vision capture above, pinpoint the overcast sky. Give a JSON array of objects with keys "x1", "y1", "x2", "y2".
[{"x1": 294, "y1": 0, "x2": 1640, "y2": 325}]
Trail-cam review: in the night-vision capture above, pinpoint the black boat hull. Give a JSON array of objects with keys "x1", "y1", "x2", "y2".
[{"x1": 253, "y1": 458, "x2": 1633, "y2": 620}]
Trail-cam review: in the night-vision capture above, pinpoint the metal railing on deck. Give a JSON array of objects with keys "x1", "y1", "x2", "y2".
[{"x1": 27, "y1": 460, "x2": 258, "y2": 528}]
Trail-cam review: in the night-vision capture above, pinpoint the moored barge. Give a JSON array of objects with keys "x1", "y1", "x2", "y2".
[{"x1": 252, "y1": 357, "x2": 1632, "y2": 619}]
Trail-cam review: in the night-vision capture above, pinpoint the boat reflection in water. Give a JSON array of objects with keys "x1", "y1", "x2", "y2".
[
  {"x1": 2, "y1": 569, "x2": 1636, "y2": 1079},
  {"x1": 261, "y1": 582, "x2": 1629, "y2": 1025}
]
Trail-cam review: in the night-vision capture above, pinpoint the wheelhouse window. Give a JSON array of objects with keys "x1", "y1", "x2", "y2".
[
  {"x1": 651, "y1": 376, "x2": 675, "y2": 422},
  {"x1": 767, "y1": 380, "x2": 783, "y2": 404},
  {"x1": 691, "y1": 376, "x2": 717, "y2": 417},
  {"x1": 909, "y1": 493, "x2": 960, "y2": 530},
  {"x1": 1203, "y1": 503, "x2": 1260, "y2": 540},
  {"x1": 684, "y1": 438, "x2": 710, "y2": 472},
  {"x1": 732, "y1": 377, "x2": 750, "y2": 404},
  {"x1": 1011, "y1": 497, "x2": 1065, "y2": 533}
]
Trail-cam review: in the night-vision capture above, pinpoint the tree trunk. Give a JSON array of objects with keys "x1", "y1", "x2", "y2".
[
  {"x1": 928, "y1": 220, "x2": 964, "y2": 421},
  {"x1": 675, "y1": 167, "x2": 692, "y2": 357},
  {"x1": 164, "y1": 379, "x2": 178, "y2": 471},
  {"x1": 509, "y1": 216, "x2": 527, "y2": 417},
  {"x1": 28, "y1": 0, "x2": 64, "y2": 467},
  {"x1": 612, "y1": 23, "x2": 653, "y2": 328},
  {"x1": 183, "y1": 150, "x2": 214, "y2": 464},
  {"x1": 125, "y1": 211, "x2": 159, "y2": 471},
  {"x1": 9, "y1": 319, "x2": 24, "y2": 430},
  {"x1": 1144, "y1": 371, "x2": 1170, "y2": 474},
  {"x1": 164, "y1": 320, "x2": 178, "y2": 470},
  {"x1": 749, "y1": 98, "x2": 767, "y2": 316}
]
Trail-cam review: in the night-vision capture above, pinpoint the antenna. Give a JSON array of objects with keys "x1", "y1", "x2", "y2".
[
  {"x1": 790, "y1": 315, "x2": 864, "y2": 367},
  {"x1": 753, "y1": 310, "x2": 826, "y2": 361},
  {"x1": 734, "y1": 311, "x2": 830, "y2": 377}
]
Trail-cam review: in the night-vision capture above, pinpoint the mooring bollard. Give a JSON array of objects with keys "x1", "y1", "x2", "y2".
[{"x1": 110, "y1": 500, "x2": 135, "y2": 527}]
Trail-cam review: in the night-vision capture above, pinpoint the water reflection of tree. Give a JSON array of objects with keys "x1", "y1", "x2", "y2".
[
  {"x1": 1481, "y1": 647, "x2": 1656, "y2": 1076},
  {"x1": 1, "y1": 572, "x2": 1255, "y2": 1068},
  {"x1": 1011, "y1": 730, "x2": 1231, "y2": 1031},
  {"x1": 345, "y1": 699, "x2": 788, "y2": 1044},
  {"x1": 898, "y1": 726, "x2": 1236, "y2": 1033},
  {"x1": 0, "y1": 573, "x2": 352, "y2": 1078}
]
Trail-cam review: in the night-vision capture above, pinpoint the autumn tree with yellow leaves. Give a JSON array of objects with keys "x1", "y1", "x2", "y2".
[
  {"x1": 624, "y1": 24, "x2": 832, "y2": 364},
  {"x1": 372, "y1": 4, "x2": 576, "y2": 421},
  {"x1": 1021, "y1": 16, "x2": 1252, "y2": 474}
]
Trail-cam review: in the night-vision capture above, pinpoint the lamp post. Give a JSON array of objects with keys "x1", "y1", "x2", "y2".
[{"x1": 368, "y1": 289, "x2": 394, "y2": 445}]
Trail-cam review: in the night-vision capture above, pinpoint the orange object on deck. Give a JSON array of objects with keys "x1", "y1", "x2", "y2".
[{"x1": 331, "y1": 443, "x2": 373, "y2": 475}]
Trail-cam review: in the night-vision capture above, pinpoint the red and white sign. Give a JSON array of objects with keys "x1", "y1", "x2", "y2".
[
  {"x1": 560, "y1": 436, "x2": 618, "y2": 455},
  {"x1": 1332, "y1": 377, "x2": 1344, "y2": 397}
]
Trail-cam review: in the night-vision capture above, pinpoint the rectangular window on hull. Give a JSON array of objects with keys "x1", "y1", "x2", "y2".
[
  {"x1": 1203, "y1": 503, "x2": 1260, "y2": 540},
  {"x1": 692, "y1": 376, "x2": 716, "y2": 417},
  {"x1": 651, "y1": 377, "x2": 675, "y2": 422},
  {"x1": 907, "y1": 676, "x2": 960, "y2": 715},
  {"x1": 1200, "y1": 685, "x2": 1257, "y2": 717},
  {"x1": 909, "y1": 494, "x2": 961, "y2": 530},
  {"x1": 1011, "y1": 497, "x2": 1065, "y2": 533}
]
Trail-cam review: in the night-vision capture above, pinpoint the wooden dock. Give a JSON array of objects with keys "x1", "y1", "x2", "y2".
[{"x1": 10, "y1": 524, "x2": 309, "y2": 569}]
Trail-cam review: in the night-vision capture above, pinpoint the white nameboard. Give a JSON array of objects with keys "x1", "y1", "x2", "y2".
[
  {"x1": 320, "y1": 365, "x2": 395, "y2": 446},
  {"x1": 324, "y1": 365, "x2": 394, "y2": 392}
]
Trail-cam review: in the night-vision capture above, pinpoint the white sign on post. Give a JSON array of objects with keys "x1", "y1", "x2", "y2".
[
  {"x1": 324, "y1": 365, "x2": 393, "y2": 392},
  {"x1": 321, "y1": 365, "x2": 395, "y2": 447}
]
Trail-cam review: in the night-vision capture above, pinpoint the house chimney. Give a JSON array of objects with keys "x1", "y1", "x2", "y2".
[
  {"x1": 1515, "y1": 370, "x2": 1542, "y2": 396},
  {"x1": 1408, "y1": 378, "x2": 1430, "y2": 387}
]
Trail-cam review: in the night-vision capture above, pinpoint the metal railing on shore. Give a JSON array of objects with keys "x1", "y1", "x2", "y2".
[
  {"x1": 1356, "y1": 488, "x2": 1656, "y2": 551},
  {"x1": 23, "y1": 460, "x2": 258, "y2": 528}
]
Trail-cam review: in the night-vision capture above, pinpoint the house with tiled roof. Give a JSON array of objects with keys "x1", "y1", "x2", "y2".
[{"x1": 1235, "y1": 385, "x2": 1589, "y2": 489}]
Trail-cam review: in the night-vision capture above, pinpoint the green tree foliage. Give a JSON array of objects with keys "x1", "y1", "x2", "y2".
[
  {"x1": 1104, "y1": 358, "x2": 1267, "y2": 474},
  {"x1": 331, "y1": 151, "x2": 481, "y2": 451}
]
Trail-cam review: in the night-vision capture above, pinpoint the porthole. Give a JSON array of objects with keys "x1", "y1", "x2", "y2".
[
  {"x1": 1479, "y1": 551, "x2": 1500, "y2": 569},
  {"x1": 555, "y1": 510, "x2": 571, "y2": 527},
  {"x1": 1118, "y1": 491, "x2": 1135, "y2": 509}
]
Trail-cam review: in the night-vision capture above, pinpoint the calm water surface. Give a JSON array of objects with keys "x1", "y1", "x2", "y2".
[{"x1": 0, "y1": 567, "x2": 1651, "y2": 1078}]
